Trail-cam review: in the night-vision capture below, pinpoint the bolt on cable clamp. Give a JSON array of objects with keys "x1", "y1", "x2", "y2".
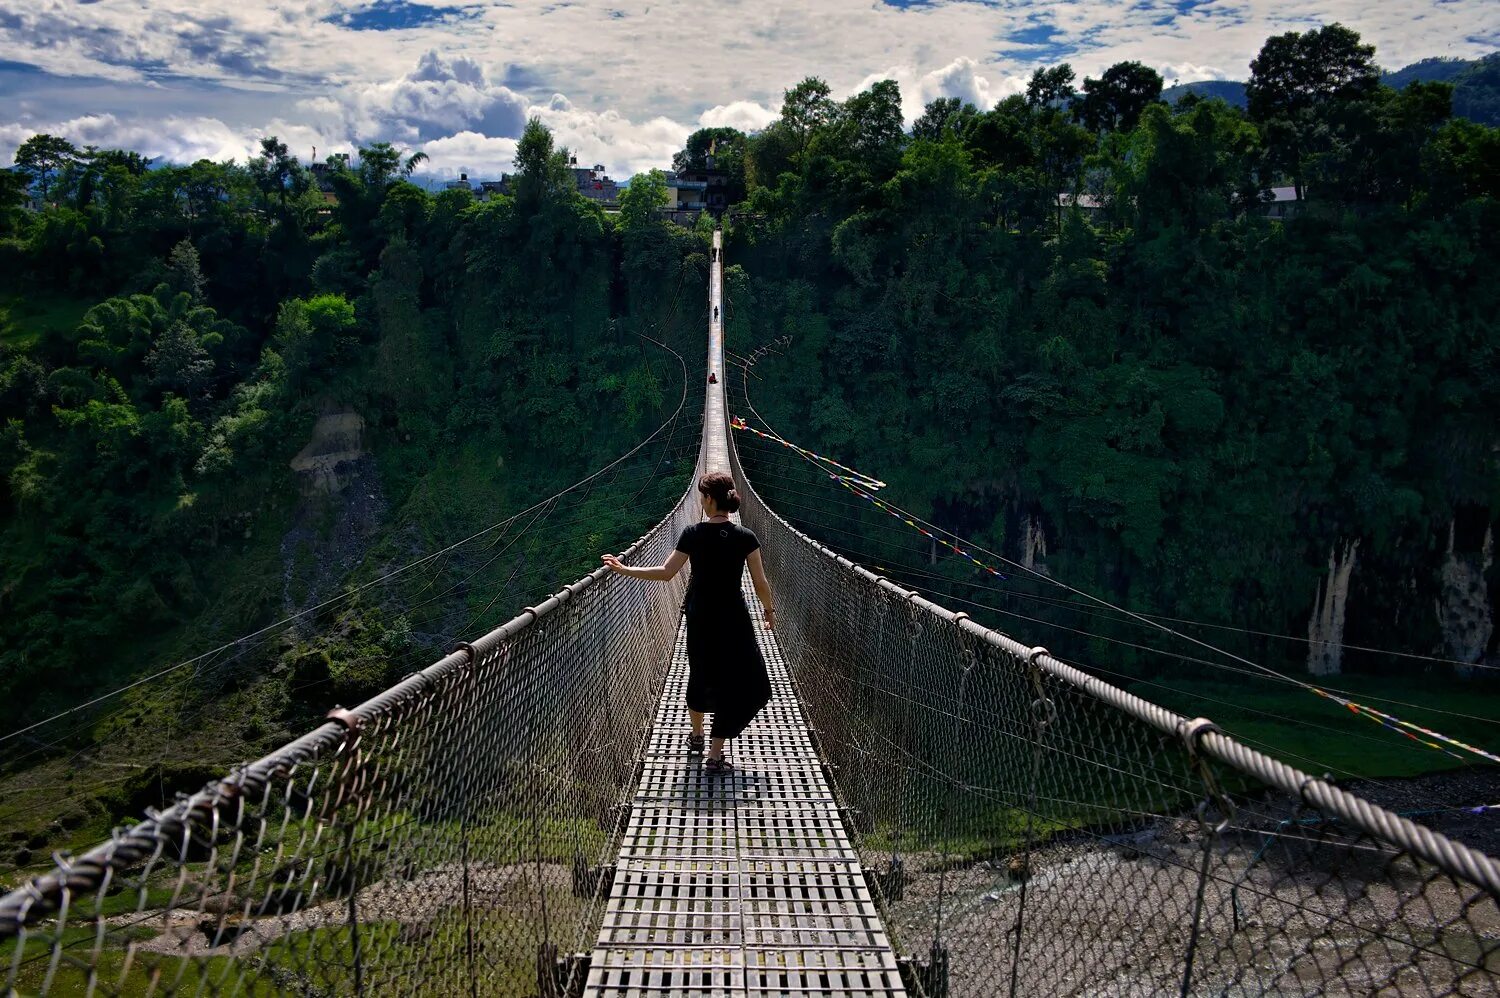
[
  {"x1": 1178, "y1": 717, "x2": 1235, "y2": 833},
  {"x1": 325, "y1": 707, "x2": 362, "y2": 733},
  {"x1": 1024, "y1": 647, "x2": 1057, "y2": 726}
]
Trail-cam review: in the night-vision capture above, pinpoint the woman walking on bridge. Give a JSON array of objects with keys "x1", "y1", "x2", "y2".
[{"x1": 602, "y1": 472, "x2": 773, "y2": 773}]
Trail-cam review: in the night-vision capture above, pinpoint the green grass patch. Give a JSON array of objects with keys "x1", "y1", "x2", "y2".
[
  {"x1": 0, "y1": 292, "x2": 93, "y2": 348},
  {"x1": 1124, "y1": 674, "x2": 1500, "y2": 780},
  {"x1": 2, "y1": 875, "x2": 582, "y2": 995}
]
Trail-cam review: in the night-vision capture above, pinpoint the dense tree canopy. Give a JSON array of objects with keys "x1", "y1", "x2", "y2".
[
  {"x1": 0, "y1": 23, "x2": 1496, "y2": 850},
  {"x1": 724, "y1": 25, "x2": 1500, "y2": 685},
  {"x1": 0, "y1": 121, "x2": 707, "y2": 740}
]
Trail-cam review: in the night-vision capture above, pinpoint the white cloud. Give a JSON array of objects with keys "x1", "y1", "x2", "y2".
[
  {"x1": 0, "y1": 113, "x2": 333, "y2": 171},
  {"x1": 530, "y1": 103, "x2": 692, "y2": 179},
  {"x1": 697, "y1": 101, "x2": 779, "y2": 133},
  {"x1": 913, "y1": 58, "x2": 1013, "y2": 113},
  {"x1": 855, "y1": 57, "x2": 1029, "y2": 124},
  {"x1": 415, "y1": 131, "x2": 519, "y2": 180},
  {"x1": 303, "y1": 50, "x2": 528, "y2": 144},
  {"x1": 2, "y1": 1, "x2": 1496, "y2": 184}
]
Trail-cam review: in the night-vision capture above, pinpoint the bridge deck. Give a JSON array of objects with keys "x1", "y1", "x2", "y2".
[{"x1": 584, "y1": 583, "x2": 906, "y2": 997}]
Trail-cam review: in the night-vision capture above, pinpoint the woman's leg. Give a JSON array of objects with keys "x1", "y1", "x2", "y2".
[
  {"x1": 691, "y1": 710, "x2": 705, "y2": 736},
  {"x1": 707, "y1": 736, "x2": 726, "y2": 760}
]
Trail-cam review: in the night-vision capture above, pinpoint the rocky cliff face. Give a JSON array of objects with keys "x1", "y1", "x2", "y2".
[
  {"x1": 1308, "y1": 539, "x2": 1359, "y2": 676},
  {"x1": 1436, "y1": 522, "x2": 1494, "y2": 678},
  {"x1": 289, "y1": 412, "x2": 366, "y2": 495},
  {"x1": 1021, "y1": 513, "x2": 1048, "y2": 572},
  {"x1": 281, "y1": 410, "x2": 387, "y2": 615}
]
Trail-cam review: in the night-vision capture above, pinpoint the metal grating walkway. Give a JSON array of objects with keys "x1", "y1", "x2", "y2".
[
  {"x1": 583, "y1": 585, "x2": 906, "y2": 997},
  {"x1": 582, "y1": 226, "x2": 905, "y2": 997}
]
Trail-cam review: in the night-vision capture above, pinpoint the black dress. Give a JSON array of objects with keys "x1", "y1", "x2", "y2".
[{"x1": 675, "y1": 520, "x2": 771, "y2": 738}]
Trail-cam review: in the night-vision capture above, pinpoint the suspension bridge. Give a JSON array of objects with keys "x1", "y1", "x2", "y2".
[{"x1": 2, "y1": 229, "x2": 1497, "y2": 996}]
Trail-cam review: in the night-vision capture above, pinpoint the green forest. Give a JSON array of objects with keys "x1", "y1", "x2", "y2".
[
  {"x1": 706, "y1": 26, "x2": 1500, "y2": 772},
  {"x1": 0, "y1": 22, "x2": 1497, "y2": 868},
  {"x1": 0, "y1": 119, "x2": 708, "y2": 861}
]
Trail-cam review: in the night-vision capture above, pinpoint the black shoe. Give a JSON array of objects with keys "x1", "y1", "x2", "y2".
[{"x1": 688, "y1": 733, "x2": 705, "y2": 755}]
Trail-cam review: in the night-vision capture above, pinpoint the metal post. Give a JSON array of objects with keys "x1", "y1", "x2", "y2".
[
  {"x1": 344, "y1": 823, "x2": 364, "y2": 997},
  {"x1": 1178, "y1": 718, "x2": 1234, "y2": 998},
  {"x1": 930, "y1": 638, "x2": 976, "y2": 962},
  {"x1": 1010, "y1": 646, "x2": 1055, "y2": 998},
  {"x1": 462, "y1": 819, "x2": 477, "y2": 998}
]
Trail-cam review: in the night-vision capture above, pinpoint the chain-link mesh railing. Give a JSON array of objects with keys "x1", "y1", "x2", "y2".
[
  {"x1": 1, "y1": 470, "x2": 701, "y2": 995},
  {"x1": 729, "y1": 430, "x2": 1500, "y2": 997}
]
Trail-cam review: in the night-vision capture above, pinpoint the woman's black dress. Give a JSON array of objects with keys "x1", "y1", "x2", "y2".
[{"x1": 675, "y1": 520, "x2": 771, "y2": 738}]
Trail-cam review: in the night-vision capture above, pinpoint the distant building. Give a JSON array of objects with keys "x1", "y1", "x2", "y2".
[
  {"x1": 1264, "y1": 185, "x2": 1300, "y2": 220},
  {"x1": 663, "y1": 171, "x2": 704, "y2": 211},
  {"x1": 465, "y1": 165, "x2": 618, "y2": 206},
  {"x1": 663, "y1": 146, "x2": 728, "y2": 218},
  {"x1": 663, "y1": 170, "x2": 726, "y2": 217},
  {"x1": 568, "y1": 157, "x2": 620, "y2": 205},
  {"x1": 1057, "y1": 192, "x2": 1106, "y2": 222},
  {"x1": 308, "y1": 162, "x2": 339, "y2": 205},
  {"x1": 445, "y1": 172, "x2": 475, "y2": 192}
]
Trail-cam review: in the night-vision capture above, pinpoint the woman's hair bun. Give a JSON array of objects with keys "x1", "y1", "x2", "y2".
[{"x1": 698, "y1": 472, "x2": 741, "y2": 513}]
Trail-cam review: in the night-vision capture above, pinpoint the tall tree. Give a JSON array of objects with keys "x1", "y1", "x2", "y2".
[
  {"x1": 355, "y1": 142, "x2": 427, "y2": 192},
  {"x1": 146, "y1": 322, "x2": 215, "y2": 399},
  {"x1": 165, "y1": 239, "x2": 207, "y2": 303},
  {"x1": 12, "y1": 134, "x2": 80, "y2": 203},
  {"x1": 249, "y1": 136, "x2": 305, "y2": 214},
  {"x1": 1074, "y1": 61, "x2": 1165, "y2": 133},
  {"x1": 781, "y1": 77, "x2": 838, "y2": 159},
  {"x1": 911, "y1": 97, "x2": 979, "y2": 142},
  {"x1": 1247, "y1": 23, "x2": 1380, "y2": 199},
  {"x1": 835, "y1": 79, "x2": 906, "y2": 175},
  {"x1": 619, "y1": 169, "x2": 669, "y2": 229},
  {"x1": 511, "y1": 117, "x2": 574, "y2": 210},
  {"x1": 1026, "y1": 65, "x2": 1077, "y2": 109}
]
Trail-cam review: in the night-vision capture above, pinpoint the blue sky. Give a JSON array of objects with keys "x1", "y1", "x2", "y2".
[{"x1": 1, "y1": 0, "x2": 1494, "y2": 180}]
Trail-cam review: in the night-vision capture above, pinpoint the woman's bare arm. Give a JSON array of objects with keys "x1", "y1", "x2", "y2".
[
  {"x1": 747, "y1": 549, "x2": 775, "y2": 629},
  {"x1": 601, "y1": 549, "x2": 688, "y2": 581}
]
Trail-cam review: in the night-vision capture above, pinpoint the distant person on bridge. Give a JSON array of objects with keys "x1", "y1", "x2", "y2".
[{"x1": 601, "y1": 472, "x2": 773, "y2": 773}]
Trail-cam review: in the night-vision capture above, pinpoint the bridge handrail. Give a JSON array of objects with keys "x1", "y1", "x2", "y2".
[{"x1": 727, "y1": 428, "x2": 1500, "y2": 899}]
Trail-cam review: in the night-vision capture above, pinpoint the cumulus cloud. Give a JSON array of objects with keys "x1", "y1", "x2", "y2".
[
  {"x1": 854, "y1": 57, "x2": 1028, "y2": 125},
  {"x1": 530, "y1": 100, "x2": 692, "y2": 179},
  {"x1": 4, "y1": 1, "x2": 1497, "y2": 185},
  {"x1": 697, "y1": 101, "x2": 779, "y2": 132},
  {"x1": 0, "y1": 113, "x2": 333, "y2": 171},
  {"x1": 912, "y1": 58, "x2": 1013, "y2": 114},
  {"x1": 305, "y1": 50, "x2": 528, "y2": 144},
  {"x1": 415, "y1": 130, "x2": 519, "y2": 179},
  {"x1": 1158, "y1": 62, "x2": 1237, "y2": 86}
]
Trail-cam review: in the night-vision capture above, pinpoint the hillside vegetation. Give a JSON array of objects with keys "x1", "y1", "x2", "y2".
[
  {"x1": 0, "y1": 121, "x2": 704, "y2": 865},
  {"x1": 705, "y1": 25, "x2": 1500, "y2": 771},
  {"x1": 1162, "y1": 50, "x2": 1500, "y2": 126},
  {"x1": 1, "y1": 22, "x2": 1497, "y2": 869}
]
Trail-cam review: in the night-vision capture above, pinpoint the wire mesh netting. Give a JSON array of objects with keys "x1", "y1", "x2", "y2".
[
  {"x1": 729, "y1": 424, "x2": 1500, "y2": 998},
  {"x1": 6, "y1": 239, "x2": 1500, "y2": 998},
  {"x1": 1, "y1": 470, "x2": 701, "y2": 996}
]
